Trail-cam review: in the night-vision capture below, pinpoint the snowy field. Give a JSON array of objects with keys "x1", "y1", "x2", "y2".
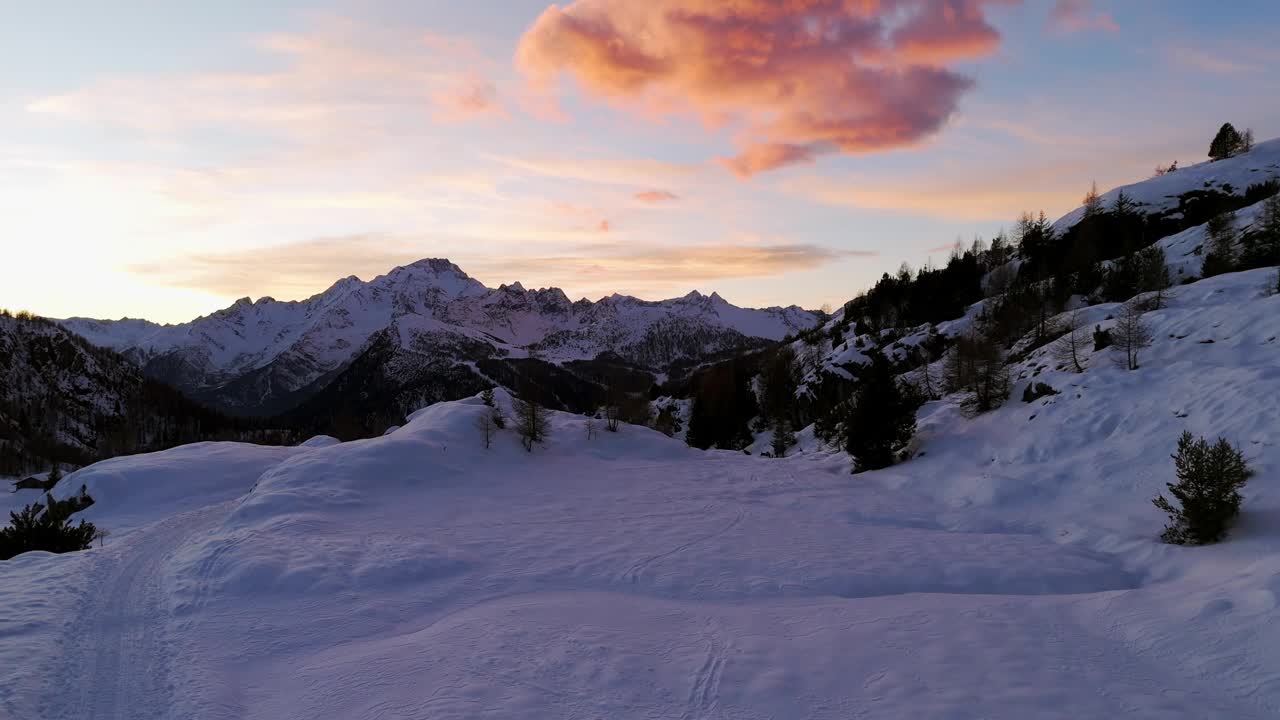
[{"x1": 4, "y1": 269, "x2": 1280, "y2": 719}]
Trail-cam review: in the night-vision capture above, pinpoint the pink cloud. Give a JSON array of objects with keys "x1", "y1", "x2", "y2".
[
  {"x1": 516, "y1": 0, "x2": 1015, "y2": 177},
  {"x1": 634, "y1": 189, "x2": 680, "y2": 204},
  {"x1": 1047, "y1": 0, "x2": 1119, "y2": 34},
  {"x1": 432, "y1": 75, "x2": 508, "y2": 123}
]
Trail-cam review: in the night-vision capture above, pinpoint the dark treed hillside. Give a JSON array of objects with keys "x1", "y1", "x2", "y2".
[{"x1": 0, "y1": 310, "x2": 295, "y2": 476}]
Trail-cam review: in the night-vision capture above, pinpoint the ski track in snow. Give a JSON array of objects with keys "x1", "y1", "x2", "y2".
[{"x1": 45, "y1": 503, "x2": 233, "y2": 720}]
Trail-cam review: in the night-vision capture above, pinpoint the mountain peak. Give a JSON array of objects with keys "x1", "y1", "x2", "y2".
[{"x1": 405, "y1": 258, "x2": 468, "y2": 275}]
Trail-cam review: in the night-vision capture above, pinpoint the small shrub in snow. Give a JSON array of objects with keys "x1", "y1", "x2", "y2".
[
  {"x1": 1021, "y1": 382, "x2": 1059, "y2": 403},
  {"x1": 1092, "y1": 325, "x2": 1113, "y2": 352},
  {"x1": 1153, "y1": 432, "x2": 1252, "y2": 545},
  {"x1": 0, "y1": 488, "x2": 97, "y2": 561}
]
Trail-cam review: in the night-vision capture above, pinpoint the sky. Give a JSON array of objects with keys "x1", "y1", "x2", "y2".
[{"x1": 2, "y1": 0, "x2": 1278, "y2": 323}]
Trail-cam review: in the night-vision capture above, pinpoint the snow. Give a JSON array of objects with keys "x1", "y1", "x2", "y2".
[
  {"x1": 1053, "y1": 138, "x2": 1280, "y2": 233},
  {"x1": 4, "y1": 265, "x2": 1280, "y2": 718}
]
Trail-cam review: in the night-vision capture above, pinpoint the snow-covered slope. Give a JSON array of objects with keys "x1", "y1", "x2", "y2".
[
  {"x1": 1053, "y1": 138, "x2": 1280, "y2": 233},
  {"x1": 5, "y1": 262, "x2": 1280, "y2": 720},
  {"x1": 62, "y1": 260, "x2": 817, "y2": 415}
]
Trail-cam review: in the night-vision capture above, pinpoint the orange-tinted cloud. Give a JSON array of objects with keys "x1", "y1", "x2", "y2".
[
  {"x1": 634, "y1": 190, "x2": 680, "y2": 204},
  {"x1": 517, "y1": 0, "x2": 1015, "y2": 177},
  {"x1": 1047, "y1": 0, "x2": 1119, "y2": 34}
]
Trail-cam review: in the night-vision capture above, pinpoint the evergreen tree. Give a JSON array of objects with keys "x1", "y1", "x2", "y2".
[
  {"x1": 1208, "y1": 123, "x2": 1242, "y2": 161},
  {"x1": 1202, "y1": 210, "x2": 1238, "y2": 277},
  {"x1": 1137, "y1": 245, "x2": 1172, "y2": 309},
  {"x1": 1241, "y1": 193, "x2": 1280, "y2": 268},
  {"x1": 1082, "y1": 181, "x2": 1102, "y2": 218},
  {"x1": 770, "y1": 416, "x2": 795, "y2": 458},
  {"x1": 842, "y1": 350, "x2": 918, "y2": 472},
  {"x1": 1153, "y1": 432, "x2": 1252, "y2": 545},
  {"x1": 481, "y1": 387, "x2": 496, "y2": 407}
]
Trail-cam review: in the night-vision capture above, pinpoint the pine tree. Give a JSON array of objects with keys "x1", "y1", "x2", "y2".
[
  {"x1": 1243, "y1": 193, "x2": 1280, "y2": 268},
  {"x1": 1153, "y1": 432, "x2": 1252, "y2": 545},
  {"x1": 770, "y1": 416, "x2": 795, "y2": 458},
  {"x1": 1137, "y1": 245, "x2": 1172, "y2": 309},
  {"x1": 1202, "y1": 210, "x2": 1238, "y2": 277},
  {"x1": 842, "y1": 350, "x2": 918, "y2": 472},
  {"x1": 1113, "y1": 189, "x2": 1136, "y2": 217},
  {"x1": 1082, "y1": 181, "x2": 1102, "y2": 218},
  {"x1": 1241, "y1": 128, "x2": 1255, "y2": 153},
  {"x1": 1208, "y1": 123, "x2": 1243, "y2": 160},
  {"x1": 481, "y1": 387, "x2": 496, "y2": 407}
]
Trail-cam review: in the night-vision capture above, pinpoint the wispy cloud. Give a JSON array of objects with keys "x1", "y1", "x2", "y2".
[
  {"x1": 129, "y1": 235, "x2": 860, "y2": 303},
  {"x1": 1167, "y1": 47, "x2": 1263, "y2": 76},
  {"x1": 516, "y1": 0, "x2": 1017, "y2": 177},
  {"x1": 634, "y1": 190, "x2": 679, "y2": 205},
  {"x1": 26, "y1": 19, "x2": 508, "y2": 140},
  {"x1": 487, "y1": 153, "x2": 704, "y2": 187},
  {"x1": 782, "y1": 173, "x2": 1081, "y2": 223}
]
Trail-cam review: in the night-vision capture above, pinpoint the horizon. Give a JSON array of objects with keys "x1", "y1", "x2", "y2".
[
  {"x1": 4, "y1": 0, "x2": 1279, "y2": 323},
  {"x1": 51, "y1": 256, "x2": 822, "y2": 325}
]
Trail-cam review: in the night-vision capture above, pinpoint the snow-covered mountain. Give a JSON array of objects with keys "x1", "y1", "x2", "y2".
[{"x1": 61, "y1": 260, "x2": 818, "y2": 416}]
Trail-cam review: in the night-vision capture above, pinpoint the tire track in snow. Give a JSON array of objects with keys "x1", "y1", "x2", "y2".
[{"x1": 47, "y1": 503, "x2": 233, "y2": 720}]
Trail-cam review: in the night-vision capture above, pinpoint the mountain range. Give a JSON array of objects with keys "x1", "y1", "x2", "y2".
[{"x1": 60, "y1": 260, "x2": 819, "y2": 418}]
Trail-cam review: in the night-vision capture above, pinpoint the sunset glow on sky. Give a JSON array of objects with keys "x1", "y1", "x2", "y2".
[{"x1": 3, "y1": 0, "x2": 1278, "y2": 322}]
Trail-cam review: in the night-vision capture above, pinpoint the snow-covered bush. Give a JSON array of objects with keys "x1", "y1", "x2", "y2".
[{"x1": 1153, "y1": 432, "x2": 1253, "y2": 545}]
